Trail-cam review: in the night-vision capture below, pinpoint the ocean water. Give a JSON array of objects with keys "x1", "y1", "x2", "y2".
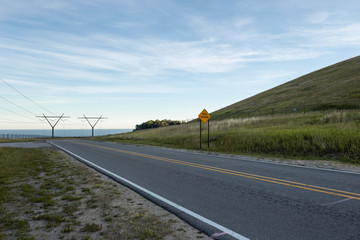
[{"x1": 0, "y1": 129, "x2": 132, "y2": 138}]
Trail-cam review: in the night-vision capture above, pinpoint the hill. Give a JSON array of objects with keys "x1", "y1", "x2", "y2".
[
  {"x1": 97, "y1": 56, "x2": 360, "y2": 164},
  {"x1": 211, "y1": 56, "x2": 360, "y2": 120}
]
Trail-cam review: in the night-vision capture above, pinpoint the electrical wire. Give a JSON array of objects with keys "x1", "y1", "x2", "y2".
[
  {"x1": 0, "y1": 78, "x2": 103, "y2": 129},
  {"x1": 0, "y1": 117, "x2": 16, "y2": 122},
  {"x1": 0, "y1": 96, "x2": 38, "y2": 116},
  {"x1": 0, "y1": 117, "x2": 38, "y2": 124},
  {"x1": 0, "y1": 120, "x2": 40, "y2": 124},
  {"x1": 0, "y1": 105, "x2": 38, "y2": 121},
  {"x1": 0, "y1": 78, "x2": 83, "y2": 127},
  {"x1": 0, "y1": 78, "x2": 56, "y2": 115}
]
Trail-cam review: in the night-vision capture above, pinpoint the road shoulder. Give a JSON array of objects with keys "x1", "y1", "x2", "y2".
[{"x1": 0, "y1": 146, "x2": 211, "y2": 240}]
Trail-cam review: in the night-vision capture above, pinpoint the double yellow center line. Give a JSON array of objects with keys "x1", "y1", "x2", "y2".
[{"x1": 71, "y1": 141, "x2": 360, "y2": 201}]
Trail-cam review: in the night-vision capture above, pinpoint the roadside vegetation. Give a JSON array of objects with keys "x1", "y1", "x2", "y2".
[
  {"x1": 97, "y1": 110, "x2": 360, "y2": 164},
  {"x1": 0, "y1": 138, "x2": 42, "y2": 143},
  {"x1": 135, "y1": 119, "x2": 183, "y2": 131},
  {"x1": 0, "y1": 147, "x2": 209, "y2": 240}
]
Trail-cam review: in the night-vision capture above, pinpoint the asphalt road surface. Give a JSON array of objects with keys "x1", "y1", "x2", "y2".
[{"x1": 49, "y1": 139, "x2": 360, "y2": 240}]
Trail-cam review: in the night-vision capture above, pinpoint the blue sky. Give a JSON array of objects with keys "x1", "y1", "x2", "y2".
[{"x1": 1, "y1": 0, "x2": 360, "y2": 130}]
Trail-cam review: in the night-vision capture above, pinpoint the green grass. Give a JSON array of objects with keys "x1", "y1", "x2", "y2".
[
  {"x1": 0, "y1": 148, "x2": 47, "y2": 183},
  {"x1": 211, "y1": 55, "x2": 360, "y2": 120},
  {"x1": 0, "y1": 138, "x2": 42, "y2": 143},
  {"x1": 61, "y1": 223, "x2": 74, "y2": 233},
  {"x1": 97, "y1": 110, "x2": 360, "y2": 164},
  {"x1": 33, "y1": 214, "x2": 66, "y2": 228},
  {"x1": 81, "y1": 223, "x2": 102, "y2": 232},
  {"x1": 0, "y1": 148, "x2": 50, "y2": 239},
  {"x1": 125, "y1": 214, "x2": 173, "y2": 240},
  {"x1": 63, "y1": 203, "x2": 80, "y2": 216}
]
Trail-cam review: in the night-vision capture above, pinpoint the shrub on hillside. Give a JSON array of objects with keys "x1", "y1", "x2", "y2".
[{"x1": 135, "y1": 120, "x2": 182, "y2": 131}]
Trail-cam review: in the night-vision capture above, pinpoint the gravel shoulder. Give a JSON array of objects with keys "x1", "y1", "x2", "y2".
[{"x1": 0, "y1": 145, "x2": 211, "y2": 240}]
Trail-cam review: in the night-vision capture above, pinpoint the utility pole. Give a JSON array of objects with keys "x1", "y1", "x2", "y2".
[
  {"x1": 78, "y1": 115, "x2": 107, "y2": 137},
  {"x1": 36, "y1": 114, "x2": 70, "y2": 138}
]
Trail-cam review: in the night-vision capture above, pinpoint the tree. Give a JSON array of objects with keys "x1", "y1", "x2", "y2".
[{"x1": 134, "y1": 119, "x2": 182, "y2": 131}]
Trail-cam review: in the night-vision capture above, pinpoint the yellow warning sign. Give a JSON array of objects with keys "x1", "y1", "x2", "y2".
[{"x1": 198, "y1": 109, "x2": 211, "y2": 124}]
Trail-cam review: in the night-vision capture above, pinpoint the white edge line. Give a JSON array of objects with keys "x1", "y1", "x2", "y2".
[
  {"x1": 49, "y1": 141, "x2": 250, "y2": 240},
  {"x1": 322, "y1": 197, "x2": 354, "y2": 206}
]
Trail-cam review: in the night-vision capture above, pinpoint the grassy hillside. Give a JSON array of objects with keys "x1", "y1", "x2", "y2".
[
  {"x1": 211, "y1": 56, "x2": 360, "y2": 120},
  {"x1": 97, "y1": 56, "x2": 360, "y2": 164}
]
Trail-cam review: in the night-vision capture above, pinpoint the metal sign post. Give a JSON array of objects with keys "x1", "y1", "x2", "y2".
[
  {"x1": 198, "y1": 109, "x2": 211, "y2": 149},
  {"x1": 200, "y1": 119, "x2": 202, "y2": 149},
  {"x1": 208, "y1": 120, "x2": 210, "y2": 148}
]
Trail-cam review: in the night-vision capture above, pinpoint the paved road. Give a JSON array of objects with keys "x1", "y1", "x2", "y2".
[{"x1": 50, "y1": 139, "x2": 360, "y2": 240}]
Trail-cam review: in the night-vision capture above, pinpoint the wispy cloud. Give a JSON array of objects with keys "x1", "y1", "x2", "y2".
[
  {"x1": 1, "y1": 29, "x2": 327, "y2": 82},
  {"x1": 292, "y1": 23, "x2": 360, "y2": 47}
]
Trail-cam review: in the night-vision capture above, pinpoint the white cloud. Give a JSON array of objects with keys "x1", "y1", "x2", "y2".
[{"x1": 293, "y1": 23, "x2": 360, "y2": 47}]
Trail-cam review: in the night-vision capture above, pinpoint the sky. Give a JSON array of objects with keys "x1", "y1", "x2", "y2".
[{"x1": 1, "y1": 0, "x2": 360, "y2": 130}]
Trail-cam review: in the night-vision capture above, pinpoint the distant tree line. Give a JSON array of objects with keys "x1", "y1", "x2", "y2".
[{"x1": 135, "y1": 119, "x2": 183, "y2": 131}]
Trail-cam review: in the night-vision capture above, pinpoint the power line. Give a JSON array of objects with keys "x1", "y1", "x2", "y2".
[
  {"x1": 0, "y1": 78, "x2": 56, "y2": 115},
  {"x1": 0, "y1": 117, "x2": 38, "y2": 123},
  {"x1": 0, "y1": 95, "x2": 38, "y2": 116},
  {"x1": 0, "y1": 117, "x2": 14, "y2": 122},
  {"x1": 0, "y1": 105, "x2": 38, "y2": 121},
  {"x1": 0, "y1": 120, "x2": 40, "y2": 124},
  {"x1": 0, "y1": 78, "x2": 95, "y2": 128}
]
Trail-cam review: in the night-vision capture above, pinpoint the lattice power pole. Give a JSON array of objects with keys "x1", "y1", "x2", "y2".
[
  {"x1": 78, "y1": 115, "x2": 107, "y2": 137},
  {"x1": 36, "y1": 114, "x2": 70, "y2": 138}
]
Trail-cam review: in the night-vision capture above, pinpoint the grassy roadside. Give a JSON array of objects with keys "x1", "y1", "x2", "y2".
[
  {"x1": 96, "y1": 111, "x2": 360, "y2": 164},
  {"x1": 0, "y1": 147, "x2": 210, "y2": 240},
  {"x1": 0, "y1": 139, "x2": 44, "y2": 143}
]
